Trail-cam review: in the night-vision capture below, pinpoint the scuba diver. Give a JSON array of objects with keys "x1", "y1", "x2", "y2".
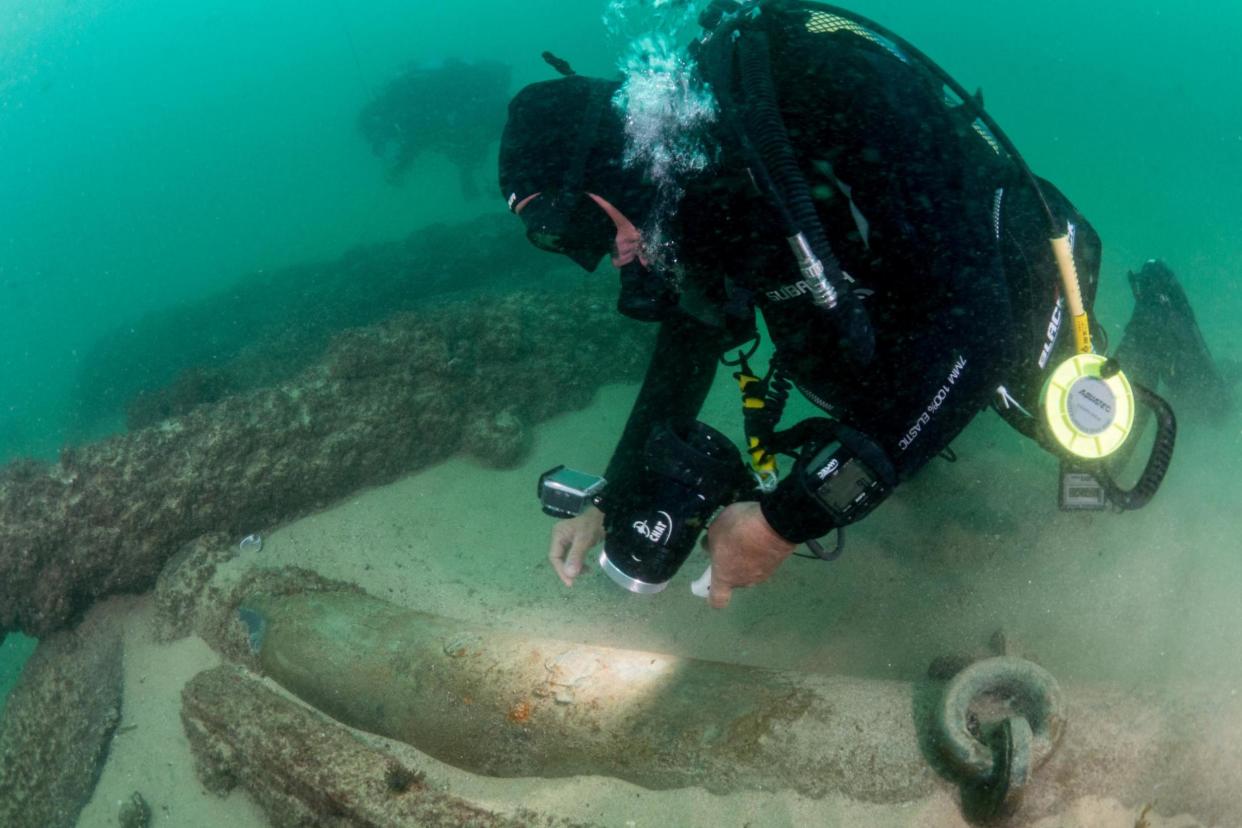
[
  {"x1": 359, "y1": 58, "x2": 511, "y2": 198},
  {"x1": 501, "y1": 1, "x2": 1228, "y2": 607}
]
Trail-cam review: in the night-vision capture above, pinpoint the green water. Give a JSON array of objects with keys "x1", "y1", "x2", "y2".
[
  {"x1": 1, "y1": 0, "x2": 1240, "y2": 820},
  {"x1": 2, "y1": 0, "x2": 1237, "y2": 458}
]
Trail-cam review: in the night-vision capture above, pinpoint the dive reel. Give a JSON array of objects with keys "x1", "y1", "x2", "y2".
[
  {"x1": 1041, "y1": 351, "x2": 1176, "y2": 512},
  {"x1": 1039, "y1": 242, "x2": 1176, "y2": 512}
]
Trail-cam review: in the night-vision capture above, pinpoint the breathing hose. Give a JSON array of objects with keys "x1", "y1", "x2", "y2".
[
  {"x1": 734, "y1": 33, "x2": 840, "y2": 288},
  {"x1": 706, "y1": 24, "x2": 874, "y2": 365},
  {"x1": 731, "y1": 349, "x2": 792, "y2": 479},
  {"x1": 779, "y1": 0, "x2": 1092, "y2": 354},
  {"x1": 736, "y1": 32, "x2": 875, "y2": 365}
]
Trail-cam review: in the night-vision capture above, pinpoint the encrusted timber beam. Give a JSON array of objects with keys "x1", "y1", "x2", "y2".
[
  {"x1": 0, "y1": 611, "x2": 123, "y2": 828},
  {"x1": 0, "y1": 291, "x2": 649, "y2": 639}
]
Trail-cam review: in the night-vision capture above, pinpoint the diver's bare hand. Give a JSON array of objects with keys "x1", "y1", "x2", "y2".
[
  {"x1": 703, "y1": 502, "x2": 796, "y2": 609},
  {"x1": 548, "y1": 505, "x2": 605, "y2": 587}
]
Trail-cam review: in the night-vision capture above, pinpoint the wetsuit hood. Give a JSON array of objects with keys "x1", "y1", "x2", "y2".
[{"x1": 499, "y1": 76, "x2": 652, "y2": 271}]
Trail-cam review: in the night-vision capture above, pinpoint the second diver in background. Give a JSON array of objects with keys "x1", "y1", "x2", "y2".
[{"x1": 359, "y1": 58, "x2": 511, "y2": 199}]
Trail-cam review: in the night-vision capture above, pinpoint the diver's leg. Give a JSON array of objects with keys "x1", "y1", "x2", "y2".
[
  {"x1": 1114, "y1": 260, "x2": 1232, "y2": 422},
  {"x1": 1111, "y1": 267, "x2": 1168, "y2": 392}
]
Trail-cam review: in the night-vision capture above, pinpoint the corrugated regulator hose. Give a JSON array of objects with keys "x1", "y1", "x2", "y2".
[{"x1": 736, "y1": 30, "x2": 875, "y2": 365}]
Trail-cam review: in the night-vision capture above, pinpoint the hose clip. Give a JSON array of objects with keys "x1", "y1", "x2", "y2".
[{"x1": 788, "y1": 233, "x2": 838, "y2": 310}]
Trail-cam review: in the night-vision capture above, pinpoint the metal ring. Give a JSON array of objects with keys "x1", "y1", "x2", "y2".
[{"x1": 937, "y1": 656, "x2": 1065, "y2": 781}]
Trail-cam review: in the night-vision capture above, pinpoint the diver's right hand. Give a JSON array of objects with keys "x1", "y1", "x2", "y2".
[{"x1": 548, "y1": 505, "x2": 605, "y2": 587}]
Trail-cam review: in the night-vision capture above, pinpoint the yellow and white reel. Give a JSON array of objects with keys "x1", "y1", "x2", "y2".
[{"x1": 1041, "y1": 353, "x2": 1135, "y2": 460}]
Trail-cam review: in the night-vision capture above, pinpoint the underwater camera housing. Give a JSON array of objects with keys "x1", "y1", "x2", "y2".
[
  {"x1": 537, "y1": 420, "x2": 748, "y2": 594},
  {"x1": 537, "y1": 466, "x2": 607, "y2": 519},
  {"x1": 599, "y1": 419, "x2": 748, "y2": 593}
]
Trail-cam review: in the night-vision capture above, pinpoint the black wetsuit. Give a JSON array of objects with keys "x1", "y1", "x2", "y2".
[{"x1": 604, "y1": 6, "x2": 1102, "y2": 541}]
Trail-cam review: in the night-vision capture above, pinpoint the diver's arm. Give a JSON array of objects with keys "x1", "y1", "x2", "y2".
[
  {"x1": 759, "y1": 319, "x2": 1008, "y2": 550},
  {"x1": 548, "y1": 505, "x2": 605, "y2": 587},
  {"x1": 602, "y1": 313, "x2": 733, "y2": 500},
  {"x1": 549, "y1": 313, "x2": 729, "y2": 588},
  {"x1": 704, "y1": 501, "x2": 797, "y2": 609},
  {"x1": 704, "y1": 319, "x2": 1001, "y2": 608}
]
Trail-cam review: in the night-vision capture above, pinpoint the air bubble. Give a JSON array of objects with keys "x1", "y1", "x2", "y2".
[{"x1": 604, "y1": 1, "x2": 719, "y2": 267}]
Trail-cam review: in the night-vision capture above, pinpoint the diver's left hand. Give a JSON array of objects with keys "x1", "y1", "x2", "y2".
[{"x1": 702, "y1": 502, "x2": 797, "y2": 610}]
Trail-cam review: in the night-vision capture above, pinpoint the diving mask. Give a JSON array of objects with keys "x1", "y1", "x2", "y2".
[{"x1": 511, "y1": 190, "x2": 646, "y2": 273}]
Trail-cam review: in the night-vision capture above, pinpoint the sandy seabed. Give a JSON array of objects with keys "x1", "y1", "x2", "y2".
[{"x1": 74, "y1": 381, "x2": 1240, "y2": 828}]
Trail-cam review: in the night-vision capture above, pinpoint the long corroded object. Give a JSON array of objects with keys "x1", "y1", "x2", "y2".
[
  {"x1": 238, "y1": 587, "x2": 937, "y2": 803},
  {"x1": 0, "y1": 290, "x2": 649, "y2": 639},
  {"x1": 233, "y1": 582, "x2": 1242, "y2": 823},
  {"x1": 181, "y1": 665, "x2": 597, "y2": 828}
]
